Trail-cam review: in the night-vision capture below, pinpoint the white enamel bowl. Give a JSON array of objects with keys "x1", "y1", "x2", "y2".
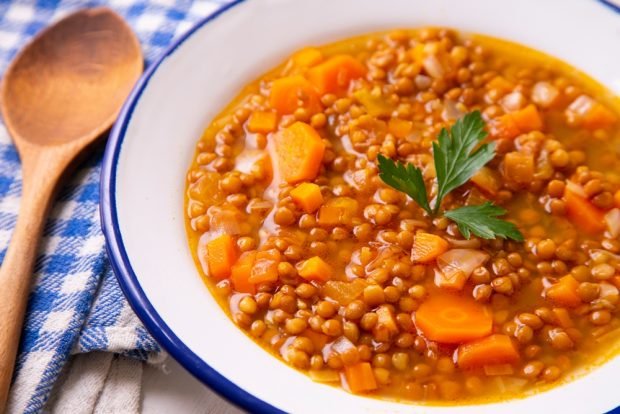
[{"x1": 101, "y1": 1, "x2": 620, "y2": 413}]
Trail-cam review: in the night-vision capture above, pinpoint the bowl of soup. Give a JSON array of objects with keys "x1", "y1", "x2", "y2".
[{"x1": 100, "y1": 0, "x2": 620, "y2": 412}]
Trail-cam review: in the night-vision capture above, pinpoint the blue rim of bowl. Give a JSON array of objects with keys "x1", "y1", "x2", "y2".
[{"x1": 100, "y1": 1, "x2": 619, "y2": 413}]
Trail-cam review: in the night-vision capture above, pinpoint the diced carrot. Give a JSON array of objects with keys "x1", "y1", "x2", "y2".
[
  {"x1": 565, "y1": 95, "x2": 617, "y2": 130},
  {"x1": 298, "y1": 256, "x2": 332, "y2": 282},
  {"x1": 489, "y1": 105, "x2": 543, "y2": 139},
  {"x1": 545, "y1": 275, "x2": 581, "y2": 308},
  {"x1": 230, "y1": 251, "x2": 256, "y2": 294},
  {"x1": 343, "y1": 362, "x2": 377, "y2": 394},
  {"x1": 552, "y1": 307, "x2": 574, "y2": 328},
  {"x1": 471, "y1": 166, "x2": 501, "y2": 196},
  {"x1": 292, "y1": 47, "x2": 323, "y2": 68},
  {"x1": 411, "y1": 232, "x2": 449, "y2": 263},
  {"x1": 248, "y1": 249, "x2": 281, "y2": 284},
  {"x1": 269, "y1": 75, "x2": 322, "y2": 115},
  {"x1": 564, "y1": 185, "x2": 606, "y2": 234},
  {"x1": 415, "y1": 293, "x2": 493, "y2": 343},
  {"x1": 318, "y1": 197, "x2": 358, "y2": 227},
  {"x1": 456, "y1": 334, "x2": 520, "y2": 369},
  {"x1": 290, "y1": 182, "x2": 323, "y2": 213},
  {"x1": 247, "y1": 111, "x2": 277, "y2": 134},
  {"x1": 611, "y1": 276, "x2": 620, "y2": 290},
  {"x1": 373, "y1": 305, "x2": 399, "y2": 342},
  {"x1": 503, "y1": 152, "x2": 534, "y2": 185},
  {"x1": 303, "y1": 329, "x2": 329, "y2": 350},
  {"x1": 388, "y1": 118, "x2": 413, "y2": 138},
  {"x1": 487, "y1": 76, "x2": 514, "y2": 93},
  {"x1": 489, "y1": 114, "x2": 520, "y2": 140},
  {"x1": 273, "y1": 122, "x2": 325, "y2": 183},
  {"x1": 510, "y1": 104, "x2": 543, "y2": 132},
  {"x1": 206, "y1": 234, "x2": 237, "y2": 281},
  {"x1": 307, "y1": 55, "x2": 367, "y2": 95}
]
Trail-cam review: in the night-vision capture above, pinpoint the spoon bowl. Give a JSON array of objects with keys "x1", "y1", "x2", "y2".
[
  {"x1": 2, "y1": 7, "x2": 142, "y2": 147},
  {"x1": 0, "y1": 8, "x2": 142, "y2": 411}
]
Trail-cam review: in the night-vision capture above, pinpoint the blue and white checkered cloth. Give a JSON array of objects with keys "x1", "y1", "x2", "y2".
[{"x1": 0, "y1": 1, "x2": 228, "y2": 412}]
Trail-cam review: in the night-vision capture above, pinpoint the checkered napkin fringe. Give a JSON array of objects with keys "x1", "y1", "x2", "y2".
[{"x1": 0, "y1": 0, "x2": 228, "y2": 412}]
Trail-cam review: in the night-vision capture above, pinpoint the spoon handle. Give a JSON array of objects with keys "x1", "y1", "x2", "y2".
[{"x1": 0, "y1": 158, "x2": 63, "y2": 411}]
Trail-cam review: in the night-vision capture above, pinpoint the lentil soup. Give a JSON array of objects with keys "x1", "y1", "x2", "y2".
[{"x1": 184, "y1": 28, "x2": 620, "y2": 404}]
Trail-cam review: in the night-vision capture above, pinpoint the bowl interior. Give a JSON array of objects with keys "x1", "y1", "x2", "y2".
[{"x1": 106, "y1": 0, "x2": 620, "y2": 412}]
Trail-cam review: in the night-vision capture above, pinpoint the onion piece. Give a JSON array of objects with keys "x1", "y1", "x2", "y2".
[
  {"x1": 567, "y1": 95, "x2": 596, "y2": 119},
  {"x1": 605, "y1": 208, "x2": 620, "y2": 238},
  {"x1": 599, "y1": 282, "x2": 619, "y2": 305},
  {"x1": 531, "y1": 81, "x2": 559, "y2": 108},
  {"x1": 565, "y1": 180, "x2": 586, "y2": 198},
  {"x1": 500, "y1": 92, "x2": 526, "y2": 113},
  {"x1": 437, "y1": 249, "x2": 490, "y2": 282},
  {"x1": 423, "y1": 55, "x2": 444, "y2": 79},
  {"x1": 442, "y1": 99, "x2": 464, "y2": 121}
]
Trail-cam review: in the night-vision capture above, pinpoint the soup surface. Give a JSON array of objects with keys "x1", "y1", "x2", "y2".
[{"x1": 184, "y1": 28, "x2": 620, "y2": 404}]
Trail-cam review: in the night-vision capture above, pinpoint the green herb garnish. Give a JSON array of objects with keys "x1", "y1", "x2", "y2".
[
  {"x1": 444, "y1": 202, "x2": 524, "y2": 241},
  {"x1": 377, "y1": 111, "x2": 523, "y2": 241}
]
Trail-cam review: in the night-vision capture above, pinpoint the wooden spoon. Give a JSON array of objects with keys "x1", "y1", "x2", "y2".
[{"x1": 0, "y1": 8, "x2": 142, "y2": 409}]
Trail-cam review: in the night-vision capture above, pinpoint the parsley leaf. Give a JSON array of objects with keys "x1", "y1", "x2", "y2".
[
  {"x1": 377, "y1": 154, "x2": 432, "y2": 215},
  {"x1": 444, "y1": 202, "x2": 524, "y2": 241},
  {"x1": 376, "y1": 111, "x2": 524, "y2": 242},
  {"x1": 432, "y1": 110, "x2": 496, "y2": 213}
]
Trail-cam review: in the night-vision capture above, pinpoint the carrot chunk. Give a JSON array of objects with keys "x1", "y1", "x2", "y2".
[
  {"x1": 510, "y1": 104, "x2": 543, "y2": 132},
  {"x1": 490, "y1": 104, "x2": 543, "y2": 139},
  {"x1": 564, "y1": 184, "x2": 606, "y2": 234},
  {"x1": 273, "y1": 122, "x2": 325, "y2": 183},
  {"x1": 206, "y1": 234, "x2": 237, "y2": 281},
  {"x1": 303, "y1": 329, "x2": 329, "y2": 350},
  {"x1": 247, "y1": 111, "x2": 277, "y2": 134},
  {"x1": 248, "y1": 249, "x2": 281, "y2": 284},
  {"x1": 503, "y1": 152, "x2": 534, "y2": 185},
  {"x1": 552, "y1": 307, "x2": 574, "y2": 328},
  {"x1": 290, "y1": 182, "x2": 323, "y2": 213},
  {"x1": 298, "y1": 256, "x2": 332, "y2": 282},
  {"x1": 292, "y1": 47, "x2": 324, "y2": 68},
  {"x1": 546, "y1": 275, "x2": 581, "y2": 308},
  {"x1": 317, "y1": 197, "x2": 359, "y2": 227},
  {"x1": 411, "y1": 232, "x2": 449, "y2": 263},
  {"x1": 343, "y1": 362, "x2": 377, "y2": 394},
  {"x1": 307, "y1": 55, "x2": 367, "y2": 95},
  {"x1": 269, "y1": 75, "x2": 322, "y2": 115},
  {"x1": 489, "y1": 113, "x2": 520, "y2": 139},
  {"x1": 230, "y1": 251, "x2": 256, "y2": 294},
  {"x1": 388, "y1": 118, "x2": 413, "y2": 138},
  {"x1": 415, "y1": 293, "x2": 492, "y2": 343},
  {"x1": 487, "y1": 76, "x2": 514, "y2": 93},
  {"x1": 457, "y1": 334, "x2": 520, "y2": 369}
]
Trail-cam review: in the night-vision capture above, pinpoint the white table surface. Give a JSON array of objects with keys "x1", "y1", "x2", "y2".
[{"x1": 141, "y1": 357, "x2": 244, "y2": 414}]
